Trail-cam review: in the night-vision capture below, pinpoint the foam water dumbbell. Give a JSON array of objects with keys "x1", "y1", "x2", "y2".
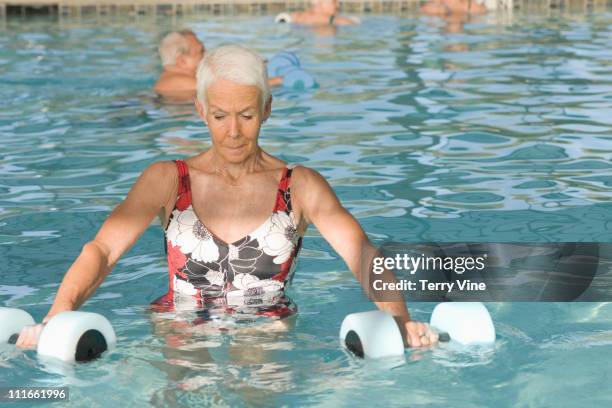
[
  {"x1": 275, "y1": 13, "x2": 292, "y2": 23},
  {"x1": 0, "y1": 308, "x2": 35, "y2": 344},
  {"x1": 280, "y1": 67, "x2": 317, "y2": 89},
  {"x1": 0, "y1": 307, "x2": 116, "y2": 362},
  {"x1": 267, "y1": 52, "x2": 317, "y2": 89},
  {"x1": 340, "y1": 310, "x2": 404, "y2": 359},
  {"x1": 340, "y1": 302, "x2": 496, "y2": 359},
  {"x1": 267, "y1": 52, "x2": 300, "y2": 78},
  {"x1": 429, "y1": 302, "x2": 495, "y2": 346}
]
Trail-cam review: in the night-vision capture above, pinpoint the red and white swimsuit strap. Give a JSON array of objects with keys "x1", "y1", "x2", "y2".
[{"x1": 174, "y1": 160, "x2": 192, "y2": 210}]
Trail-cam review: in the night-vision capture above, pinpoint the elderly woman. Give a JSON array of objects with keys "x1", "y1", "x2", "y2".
[{"x1": 16, "y1": 45, "x2": 437, "y2": 349}]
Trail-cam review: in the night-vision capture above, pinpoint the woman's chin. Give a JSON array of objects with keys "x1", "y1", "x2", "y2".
[{"x1": 221, "y1": 150, "x2": 249, "y2": 164}]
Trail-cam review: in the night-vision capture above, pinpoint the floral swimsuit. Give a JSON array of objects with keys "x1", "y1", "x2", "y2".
[{"x1": 151, "y1": 160, "x2": 303, "y2": 319}]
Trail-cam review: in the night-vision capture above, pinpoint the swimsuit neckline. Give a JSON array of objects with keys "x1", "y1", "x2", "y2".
[
  {"x1": 168, "y1": 161, "x2": 290, "y2": 247},
  {"x1": 190, "y1": 203, "x2": 279, "y2": 247}
]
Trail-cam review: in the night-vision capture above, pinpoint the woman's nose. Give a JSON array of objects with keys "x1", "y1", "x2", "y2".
[{"x1": 228, "y1": 116, "x2": 240, "y2": 138}]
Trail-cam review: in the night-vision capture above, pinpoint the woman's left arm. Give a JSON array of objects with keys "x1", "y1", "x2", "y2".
[{"x1": 293, "y1": 167, "x2": 438, "y2": 347}]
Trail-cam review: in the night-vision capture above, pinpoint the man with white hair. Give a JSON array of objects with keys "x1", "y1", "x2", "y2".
[
  {"x1": 154, "y1": 30, "x2": 282, "y2": 99},
  {"x1": 154, "y1": 30, "x2": 205, "y2": 98}
]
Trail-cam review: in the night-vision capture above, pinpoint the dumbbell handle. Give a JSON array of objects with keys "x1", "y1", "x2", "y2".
[
  {"x1": 404, "y1": 330, "x2": 450, "y2": 346},
  {"x1": 410, "y1": 328, "x2": 450, "y2": 344},
  {"x1": 7, "y1": 323, "x2": 46, "y2": 345},
  {"x1": 416, "y1": 330, "x2": 449, "y2": 344}
]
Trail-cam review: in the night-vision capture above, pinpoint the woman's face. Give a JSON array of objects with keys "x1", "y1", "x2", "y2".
[{"x1": 196, "y1": 78, "x2": 271, "y2": 164}]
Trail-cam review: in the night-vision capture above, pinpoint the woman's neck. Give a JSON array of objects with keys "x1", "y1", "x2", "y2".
[{"x1": 208, "y1": 147, "x2": 265, "y2": 185}]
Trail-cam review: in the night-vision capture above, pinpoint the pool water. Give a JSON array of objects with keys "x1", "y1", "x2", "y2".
[{"x1": 1, "y1": 9, "x2": 611, "y2": 407}]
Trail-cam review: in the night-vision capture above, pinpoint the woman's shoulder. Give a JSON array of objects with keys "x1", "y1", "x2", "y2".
[
  {"x1": 288, "y1": 163, "x2": 319, "y2": 174},
  {"x1": 137, "y1": 161, "x2": 180, "y2": 193},
  {"x1": 287, "y1": 164, "x2": 329, "y2": 188},
  {"x1": 121, "y1": 161, "x2": 180, "y2": 212},
  {"x1": 143, "y1": 160, "x2": 179, "y2": 178}
]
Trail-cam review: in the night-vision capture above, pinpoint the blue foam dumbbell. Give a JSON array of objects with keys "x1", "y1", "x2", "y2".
[
  {"x1": 277, "y1": 51, "x2": 300, "y2": 66},
  {"x1": 281, "y1": 67, "x2": 317, "y2": 89},
  {"x1": 267, "y1": 52, "x2": 300, "y2": 78}
]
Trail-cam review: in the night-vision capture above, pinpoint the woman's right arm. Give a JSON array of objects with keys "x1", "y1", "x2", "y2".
[{"x1": 16, "y1": 161, "x2": 177, "y2": 347}]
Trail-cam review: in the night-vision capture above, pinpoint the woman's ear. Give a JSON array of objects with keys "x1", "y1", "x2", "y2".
[
  {"x1": 262, "y1": 96, "x2": 272, "y2": 122},
  {"x1": 194, "y1": 98, "x2": 207, "y2": 123}
]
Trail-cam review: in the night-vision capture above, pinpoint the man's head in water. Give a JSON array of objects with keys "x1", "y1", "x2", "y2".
[
  {"x1": 155, "y1": 34, "x2": 281, "y2": 100},
  {"x1": 312, "y1": 0, "x2": 338, "y2": 15},
  {"x1": 158, "y1": 30, "x2": 205, "y2": 75}
]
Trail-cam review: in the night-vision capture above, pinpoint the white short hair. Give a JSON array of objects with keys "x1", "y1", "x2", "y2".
[
  {"x1": 158, "y1": 30, "x2": 194, "y2": 66},
  {"x1": 196, "y1": 45, "x2": 270, "y2": 114}
]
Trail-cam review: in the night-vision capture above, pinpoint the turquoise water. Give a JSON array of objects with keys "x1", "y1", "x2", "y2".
[{"x1": 1, "y1": 10, "x2": 612, "y2": 407}]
